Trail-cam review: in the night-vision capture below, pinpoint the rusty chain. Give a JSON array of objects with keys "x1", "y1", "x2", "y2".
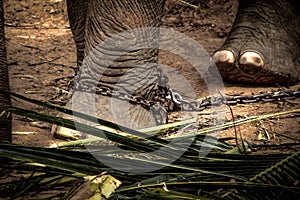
[
  {"x1": 171, "y1": 88, "x2": 300, "y2": 112},
  {"x1": 75, "y1": 83, "x2": 300, "y2": 112},
  {"x1": 74, "y1": 83, "x2": 173, "y2": 124},
  {"x1": 70, "y1": 68, "x2": 300, "y2": 124}
]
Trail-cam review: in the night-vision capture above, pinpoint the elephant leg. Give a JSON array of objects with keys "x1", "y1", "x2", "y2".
[
  {"x1": 0, "y1": 0, "x2": 12, "y2": 142},
  {"x1": 212, "y1": 0, "x2": 300, "y2": 85},
  {"x1": 66, "y1": 0, "x2": 87, "y2": 69},
  {"x1": 53, "y1": 0, "x2": 166, "y2": 137}
]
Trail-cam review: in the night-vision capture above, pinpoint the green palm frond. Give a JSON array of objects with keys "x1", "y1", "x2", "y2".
[
  {"x1": 1, "y1": 91, "x2": 299, "y2": 199},
  {"x1": 2, "y1": 142, "x2": 298, "y2": 199}
]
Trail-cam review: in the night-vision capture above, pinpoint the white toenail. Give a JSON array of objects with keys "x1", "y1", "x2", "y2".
[
  {"x1": 213, "y1": 50, "x2": 234, "y2": 63},
  {"x1": 239, "y1": 52, "x2": 264, "y2": 66}
]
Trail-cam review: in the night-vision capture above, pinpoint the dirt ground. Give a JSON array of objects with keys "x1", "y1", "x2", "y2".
[{"x1": 4, "y1": 0, "x2": 300, "y2": 150}]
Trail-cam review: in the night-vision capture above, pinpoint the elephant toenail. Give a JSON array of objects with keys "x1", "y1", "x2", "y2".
[
  {"x1": 212, "y1": 50, "x2": 235, "y2": 64},
  {"x1": 239, "y1": 52, "x2": 264, "y2": 67}
]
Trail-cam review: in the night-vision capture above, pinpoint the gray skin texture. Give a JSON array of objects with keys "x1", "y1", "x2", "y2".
[
  {"x1": 64, "y1": 0, "x2": 167, "y2": 132},
  {"x1": 0, "y1": 0, "x2": 299, "y2": 140}
]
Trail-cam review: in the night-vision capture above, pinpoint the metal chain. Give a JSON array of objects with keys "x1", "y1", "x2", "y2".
[
  {"x1": 74, "y1": 79, "x2": 174, "y2": 124},
  {"x1": 75, "y1": 83, "x2": 300, "y2": 111},
  {"x1": 171, "y1": 88, "x2": 300, "y2": 112},
  {"x1": 72, "y1": 70, "x2": 300, "y2": 122}
]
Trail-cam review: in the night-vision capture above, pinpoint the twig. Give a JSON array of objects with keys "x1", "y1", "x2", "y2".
[
  {"x1": 24, "y1": 45, "x2": 42, "y2": 51},
  {"x1": 218, "y1": 91, "x2": 246, "y2": 153},
  {"x1": 12, "y1": 131, "x2": 35, "y2": 135},
  {"x1": 275, "y1": 132, "x2": 300, "y2": 142},
  {"x1": 25, "y1": 90, "x2": 46, "y2": 94},
  {"x1": 27, "y1": 57, "x2": 60, "y2": 66},
  {"x1": 5, "y1": 23, "x2": 69, "y2": 29},
  {"x1": 50, "y1": 62, "x2": 77, "y2": 71},
  {"x1": 177, "y1": 0, "x2": 201, "y2": 10},
  {"x1": 12, "y1": 75, "x2": 34, "y2": 79}
]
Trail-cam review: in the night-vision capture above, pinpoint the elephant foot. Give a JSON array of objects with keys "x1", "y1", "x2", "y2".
[
  {"x1": 51, "y1": 91, "x2": 159, "y2": 139},
  {"x1": 212, "y1": 0, "x2": 300, "y2": 85}
]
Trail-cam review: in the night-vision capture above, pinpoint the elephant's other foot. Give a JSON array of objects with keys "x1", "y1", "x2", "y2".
[{"x1": 212, "y1": 0, "x2": 300, "y2": 86}]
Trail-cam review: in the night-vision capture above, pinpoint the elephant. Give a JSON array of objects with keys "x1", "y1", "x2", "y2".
[{"x1": 0, "y1": 0, "x2": 299, "y2": 142}]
